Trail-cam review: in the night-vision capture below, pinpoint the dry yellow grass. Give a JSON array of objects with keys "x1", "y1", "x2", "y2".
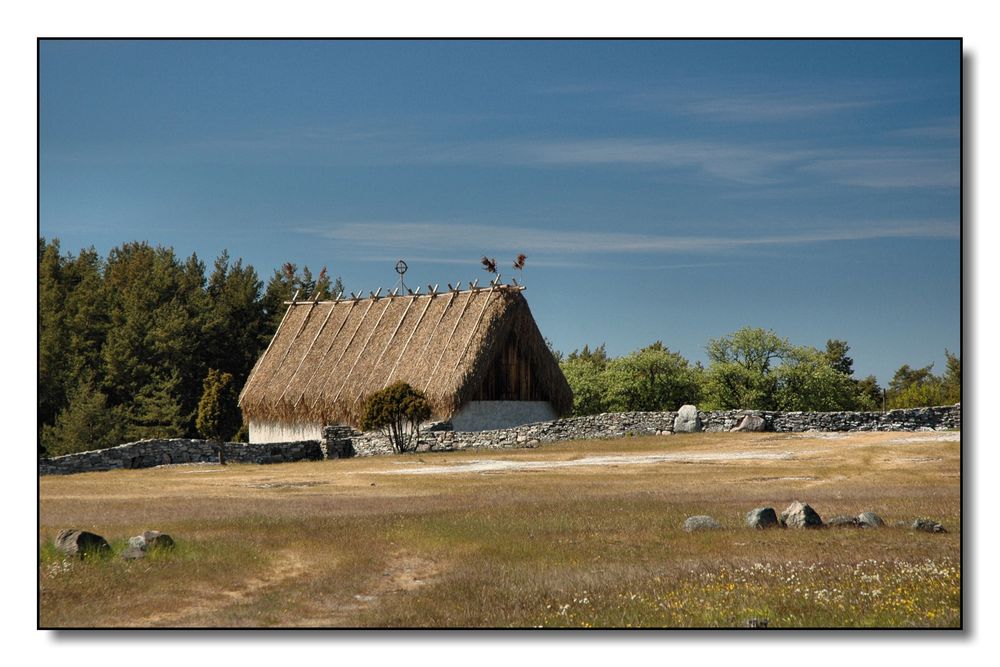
[{"x1": 38, "y1": 431, "x2": 960, "y2": 628}]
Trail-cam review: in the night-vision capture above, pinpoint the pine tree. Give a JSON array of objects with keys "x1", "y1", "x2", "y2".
[
  {"x1": 41, "y1": 376, "x2": 125, "y2": 457},
  {"x1": 196, "y1": 369, "x2": 242, "y2": 464},
  {"x1": 203, "y1": 251, "x2": 266, "y2": 389},
  {"x1": 38, "y1": 238, "x2": 68, "y2": 433},
  {"x1": 824, "y1": 339, "x2": 855, "y2": 376},
  {"x1": 124, "y1": 372, "x2": 188, "y2": 441}
]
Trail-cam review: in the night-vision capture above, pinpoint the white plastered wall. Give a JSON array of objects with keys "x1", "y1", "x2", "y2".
[
  {"x1": 450, "y1": 401, "x2": 557, "y2": 431},
  {"x1": 249, "y1": 420, "x2": 324, "y2": 444}
]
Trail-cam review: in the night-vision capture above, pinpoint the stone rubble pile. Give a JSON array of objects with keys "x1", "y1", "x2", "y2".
[{"x1": 683, "y1": 506, "x2": 947, "y2": 533}]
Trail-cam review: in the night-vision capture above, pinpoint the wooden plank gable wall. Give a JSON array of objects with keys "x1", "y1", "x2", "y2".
[{"x1": 472, "y1": 332, "x2": 547, "y2": 402}]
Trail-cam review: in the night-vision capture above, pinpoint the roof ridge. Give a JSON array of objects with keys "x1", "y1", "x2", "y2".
[{"x1": 282, "y1": 283, "x2": 524, "y2": 305}]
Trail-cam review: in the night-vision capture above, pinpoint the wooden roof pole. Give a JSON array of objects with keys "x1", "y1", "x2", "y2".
[
  {"x1": 249, "y1": 301, "x2": 317, "y2": 411},
  {"x1": 384, "y1": 291, "x2": 436, "y2": 385},
  {"x1": 238, "y1": 301, "x2": 293, "y2": 405},
  {"x1": 309, "y1": 298, "x2": 376, "y2": 413},
  {"x1": 452, "y1": 282, "x2": 499, "y2": 373},
  {"x1": 289, "y1": 299, "x2": 358, "y2": 413},
  {"x1": 409, "y1": 290, "x2": 459, "y2": 392},
  {"x1": 350, "y1": 294, "x2": 420, "y2": 408},
  {"x1": 330, "y1": 296, "x2": 395, "y2": 406},
  {"x1": 423, "y1": 289, "x2": 479, "y2": 393},
  {"x1": 275, "y1": 301, "x2": 339, "y2": 407}
]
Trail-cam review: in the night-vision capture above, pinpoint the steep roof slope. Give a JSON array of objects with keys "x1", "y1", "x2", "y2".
[{"x1": 239, "y1": 286, "x2": 572, "y2": 427}]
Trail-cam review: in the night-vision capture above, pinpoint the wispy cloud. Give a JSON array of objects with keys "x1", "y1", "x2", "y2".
[
  {"x1": 296, "y1": 219, "x2": 958, "y2": 260},
  {"x1": 889, "y1": 119, "x2": 960, "y2": 141},
  {"x1": 516, "y1": 139, "x2": 814, "y2": 184},
  {"x1": 799, "y1": 157, "x2": 959, "y2": 188},
  {"x1": 47, "y1": 116, "x2": 957, "y2": 191},
  {"x1": 627, "y1": 90, "x2": 884, "y2": 122}
]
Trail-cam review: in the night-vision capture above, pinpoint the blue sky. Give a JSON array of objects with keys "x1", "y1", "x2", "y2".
[{"x1": 39, "y1": 39, "x2": 960, "y2": 384}]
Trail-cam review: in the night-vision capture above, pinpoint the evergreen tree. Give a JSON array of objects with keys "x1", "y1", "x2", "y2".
[
  {"x1": 824, "y1": 339, "x2": 855, "y2": 376},
  {"x1": 41, "y1": 376, "x2": 125, "y2": 456},
  {"x1": 38, "y1": 238, "x2": 68, "y2": 433},
  {"x1": 124, "y1": 371, "x2": 188, "y2": 441},
  {"x1": 203, "y1": 251, "x2": 266, "y2": 388},
  {"x1": 63, "y1": 248, "x2": 109, "y2": 391},
  {"x1": 261, "y1": 262, "x2": 344, "y2": 336},
  {"x1": 196, "y1": 369, "x2": 242, "y2": 444},
  {"x1": 854, "y1": 375, "x2": 883, "y2": 411},
  {"x1": 943, "y1": 350, "x2": 961, "y2": 403},
  {"x1": 261, "y1": 262, "x2": 299, "y2": 334}
]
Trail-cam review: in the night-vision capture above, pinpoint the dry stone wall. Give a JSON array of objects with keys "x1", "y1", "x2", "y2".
[
  {"x1": 38, "y1": 404, "x2": 960, "y2": 474},
  {"x1": 328, "y1": 404, "x2": 961, "y2": 458},
  {"x1": 38, "y1": 438, "x2": 323, "y2": 475},
  {"x1": 698, "y1": 405, "x2": 961, "y2": 432}
]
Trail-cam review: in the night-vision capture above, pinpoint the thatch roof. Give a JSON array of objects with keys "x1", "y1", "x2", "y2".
[{"x1": 239, "y1": 286, "x2": 572, "y2": 427}]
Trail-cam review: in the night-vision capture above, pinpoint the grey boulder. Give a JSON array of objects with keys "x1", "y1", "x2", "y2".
[
  {"x1": 683, "y1": 515, "x2": 722, "y2": 532},
  {"x1": 826, "y1": 515, "x2": 860, "y2": 528},
  {"x1": 55, "y1": 529, "x2": 111, "y2": 559},
  {"x1": 912, "y1": 518, "x2": 947, "y2": 533},
  {"x1": 731, "y1": 414, "x2": 766, "y2": 432},
  {"x1": 122, "y1": 530, "x2": 175, "y2": 559},
  {"x1": 780, "y1": 501, "x2": 824, "y2": 529},
  {"x1": 673, "y1": 405, "x2": 702, "y2": 433},
  {"x1": 857, "y1": 511, "x2": 885, "y2": 528},
  {"x1": 746, "y1": 507, "x2": 780, "y2": 529},
  {"x1": 121, "y1": 545, "x2": 147, "y2": 560}
]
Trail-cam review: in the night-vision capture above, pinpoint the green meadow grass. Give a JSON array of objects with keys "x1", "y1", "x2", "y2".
[{"x1": 39, "y1": 431, "x2": 960, "y2": 628}]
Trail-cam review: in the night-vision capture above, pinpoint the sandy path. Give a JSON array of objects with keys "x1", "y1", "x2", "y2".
[
  {"x1": 377, "y1": 450, "x2": 798, "y2": 476},
  {"x1": 294, "y1": 553, "x2": 441, "y2": 627},
  {"x1": 139, "y1": 549, "x2": 309, "y2": 627}
]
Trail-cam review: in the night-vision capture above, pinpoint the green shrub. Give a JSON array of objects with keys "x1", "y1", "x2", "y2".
[{"x1": 359, "y1": 382, "x2": 432, "y2": 454}]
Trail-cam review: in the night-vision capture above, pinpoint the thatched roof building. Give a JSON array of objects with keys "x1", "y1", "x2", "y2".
[{"x1": 239, "y1": 284, "x2": 572, "y2": 442}]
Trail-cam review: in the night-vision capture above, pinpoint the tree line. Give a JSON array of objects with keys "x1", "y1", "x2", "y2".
[
  {"x1": 39, "y1": 238, "x2": 960, "y2": 456},
  {"x1": 553, "y1": 328, "x2": 960, "y2": 417},
  {"x1": 38, "y1": 238, "x2": 342, "y2": 457}
]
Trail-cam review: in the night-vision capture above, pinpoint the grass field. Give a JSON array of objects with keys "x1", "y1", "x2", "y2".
[{"x1": 38, "y1": 430, "x2": 961, "y2": 628}]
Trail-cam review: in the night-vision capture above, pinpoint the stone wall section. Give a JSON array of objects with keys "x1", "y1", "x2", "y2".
[
  {"x1": 329, "y1": 404, "x2": 961, "y2": 458},
  {"x1": 39, "y1": 438, "x2": 323, "y2": 475},
  {"x1": 698, "y1": 405, "x2": 961, "y2": 432},
  {"x1": 39, "y1": 404, "x2": 960, "y2": 474}
]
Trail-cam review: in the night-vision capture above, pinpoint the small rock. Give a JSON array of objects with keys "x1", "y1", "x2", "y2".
[
  {"x1": 683, "y1": 515, "x2": 722, "y2": 532},
  {"x1": 827, "y1": 515, "x2": 860, "y2": 528},
  {"x1": 55, "y1": 529, "x2": 111, "y2": 559},
  {"x1": 780, "y1": 501, "x2": 824, "y2": 529},
  {"x1": 673, "y1": 405, "x2": 702, "y2": 433},
  {"x1": 124, "y1": 530, "x2": 174, "y2": 556},
  {"x1": 141, "y1": 531, "x2": 175, "y2": 550},
  {"x1": 912, "y1": 518, "x2": 947, "y2": 533},
  {"x1": 746, "y1": 507, "x2": 780, "y2": 529},
  {"x1": 857, "y1": 511, "x2": 885, "y2": 528},
  {"x1": 121, "y1": 545, "x2": 147, "y2": 560}
]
